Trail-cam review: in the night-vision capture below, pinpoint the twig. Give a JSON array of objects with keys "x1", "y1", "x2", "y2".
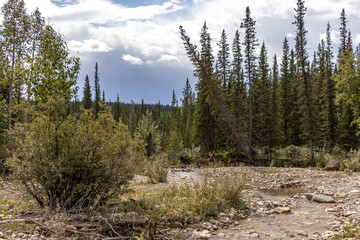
[
  {"x1": 30, "y1": 219, "x2": 55, "y2": 234},
  {"x1": 100, "y1": 217, "x2": 123, "y2": 239}
]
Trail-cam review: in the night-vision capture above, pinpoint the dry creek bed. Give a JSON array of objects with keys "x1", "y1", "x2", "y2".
[
  {"x1": 165, "y1": 166, "x2": 360, "y2": 240},
  {"x1": 1, "y1": 166, "x2": 360, "y2": 239}
]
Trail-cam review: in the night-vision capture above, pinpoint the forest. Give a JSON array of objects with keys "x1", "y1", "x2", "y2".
[{"x1": 0, "y1": 0, "x2": 360, "y2": 239}]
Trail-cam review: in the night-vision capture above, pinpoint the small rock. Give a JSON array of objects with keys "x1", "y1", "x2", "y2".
[
  {"x1": 65, "y1": 225, "x2": 77, "y2": 231},
  {"x1": 305, "y1": 193, "x2": 336, "y2": 203},
  {"x1": 325, "y1": 208, "x2": 336, "y2": 212},
  {"x1": 219, "y1": 217, "x2": 231, "y2": 224},
  {"x1": 344, "y1": 211, "x2": 357, "y2": 217},
  {"x1": 296, "y1": 230, "x2": 308, "y2": 236},
  {"x1": 323, "y1": 159, "x2": 340, "y2": 171},
  {"x1": 217, "y1": 233, "x2": 226, "y2": 237},
  {"x1": 349, "y1": 190, "x2": 360, "y2": 194},
  {"x1": 234, "y1": 221, "x2": 241, "y2": 226},
  {"x1": 278, "y1": 207, "x2": 291, "y2": 213}
]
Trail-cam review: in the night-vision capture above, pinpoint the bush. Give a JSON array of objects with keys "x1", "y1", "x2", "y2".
[
  {"x1": 145, "y1": 153, "x2": 170, "y2": 184},
  {"x1": 147, "y1": 176, "x2": 246, "y2": 224},
  {"x1": 177, "y1": 146, "x2": 201, "y2": 164},
  {"x1": 135, "y1": 110, "x2": 161, "y2": 158},
  {"x1": 8, "y1": 107, "x2": 144, "y2": 210},
  {"x1": 272, "y1": 145, "x2": 328, "y2": 168},
  {"x1": 340, "y1": 150, "x2": 360, "y2": 172}
]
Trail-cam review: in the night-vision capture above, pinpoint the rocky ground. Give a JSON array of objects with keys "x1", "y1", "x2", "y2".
[
  {"x1": 1, "y1": 166, "x2": 360, "y2": 239},
  {"x1": 168, "y1": 167, "x2": 360, "y2": 240}
]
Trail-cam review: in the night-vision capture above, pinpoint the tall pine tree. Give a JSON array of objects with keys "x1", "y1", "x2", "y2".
[
  {"x1": 241, "y1": 6, "x2": 259, "y2": 162},
  {"x1": 82, "y1": 74, "x2": 92, "y2": 109},
  {"x1": 94, "y1": 62, "x2": 101, "y2": 116},
  {"x1": 293, "y1": 0, "x2": 315, "y2": 160}
]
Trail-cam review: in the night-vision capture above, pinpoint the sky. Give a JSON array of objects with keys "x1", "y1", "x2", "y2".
[{"x1": 1, "y1": 0, "x2": 360, "y2": 104}]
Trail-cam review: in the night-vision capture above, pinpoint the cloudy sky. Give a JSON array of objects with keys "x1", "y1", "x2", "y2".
[{"x1": 1, "y1": 0, "x2": 360, "y2": 104}]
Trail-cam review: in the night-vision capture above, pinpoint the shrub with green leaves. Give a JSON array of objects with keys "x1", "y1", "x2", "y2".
[
  {"x1": 135, "y1": 110, "x2": 161, "y2": 157},
  {"x1": 8, "y1": 107, "x2": 144, "y2": 210},
  {"x1": 145, "y1": 153, "x2": 170, "y2": 184},
  {"x1": 148, "y1": 176, "x2": 246, "y2": 224}
]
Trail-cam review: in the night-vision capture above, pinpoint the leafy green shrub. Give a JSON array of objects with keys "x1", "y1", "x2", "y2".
[
  {"x1": 8, "y1": 107, "x2": 144, "y2": 210},
  {"x1": 272, "y1": 145, "x2": 328, "y2": 168},
  {"x1": 135, "y1": 110, "x2": 161, "y2": 158},
  {"x1": 147, "y1": 176, "x2": 246, "y2": 224},
  {"x1": 340, "y1": 150, "x2": 360, "y2": 172},
  {"x1": 177, "y1": 146, "x2": 201, "y2": 164},
  {"x1": 145, "y1": 153, "x2": 170, "y2": 183}
]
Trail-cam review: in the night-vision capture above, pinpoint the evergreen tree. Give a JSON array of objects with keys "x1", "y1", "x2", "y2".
[
  {"x1": 82, "y1": 75, "x2": 92, "y2": 109},
  {"x1": 94, "y1": 62, "x2": 101, "y2": 116},
  {"x1": 335, "y1": 33, "x2": 359, "y2": 149},
  {"x1": 288, "y1": 49, "x2": 302, "y2": 146},
  {"x1": 241, "y1": 6, "x2": 259, "y2": 162},
  {"x1": 217, "y1": 29, "x2": 230, "y2": 88},
  {"x1": 182, "y1": 78, "x2": 195, "y2": 148},
  {"x1": 319, "y1": 23, "x2": 336, "y2": 150},
  {"x1": 293, "y1": 0, "x2": 315, "y2": 160},
  {"x1": 102, "y1": 90, "x2": 105, "y2": 103},
  {"x1": 113, "y1": 94, "x2": 121, "y2": 122},
  {"x1": 253, "y1": 42, "x2": 272, "y2": 159},
  {"x1": 230, "y1": 29, "x2": 247, "y2": 155},
  {"x1": 338, "y1": 8, "x2": 347, "y2": 61},
  {"x1": 279, "y1": 37, "x2": 292, "y2": 145},
  {"x1": 180, "y1": 24, "x2": 252, "y2": 160},
  {"x1": 271, "y1": 54, "x2": 280, "y2": 149},
  {"x1": 193, "y1": 22, "x2": 217, "y2": 155}
]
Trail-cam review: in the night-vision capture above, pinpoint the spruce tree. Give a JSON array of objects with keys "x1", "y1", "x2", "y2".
[
  {"x1": 217, "y1": 29, "x2": 230, "y2": 88},
  {"x1": 279, "y1": 37, "x2": 291, "y2": 145},
  {"x1": 338, "y1": 9, "x2": 347, "y2": 61},
  {"x1": 94, "y1": 62, "x2": 101, "y2": 116},
  {"x1": 182, "y1": 79, "x2": 195, "y2": 148},
  {"x1": 241, "y1": 6, "x2": 259, "y2": 162},
  {"x1": 271, "y1": 54, "x2": 280, "y2": 149},
  {"x1": 288, "y1": 49, "x2": 302, "y2": 146},
  {"x1": 230, "y1": 29, "x2": 247, "y2": 155},
  {"x1": 82, "y1": 74, "x2": 92, "y2": 109},
  {"x1": 293, "y1": 0, "x2": 315, "y2": 160},
  {"x1": 113, "y1": 93, "x2": 121, "y2": 122},
  {"x1": 193, "y1": 22, "x2": 217, "y2": 155},
  {"x1": 319, "y1": 23, "x2": 336, "y2": 150},
  {"x1": 253, "y1": 42, "x2": 272, "y2": 159}
]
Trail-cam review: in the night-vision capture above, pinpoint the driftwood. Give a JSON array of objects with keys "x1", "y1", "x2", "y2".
[{"x1": 0, "y1": 214, "x2": 169, "y2": 240}]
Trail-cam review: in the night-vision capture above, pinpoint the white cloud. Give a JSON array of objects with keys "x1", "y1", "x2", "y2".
[
  {"x1": 286, "y1": 33, "x2": 295, "y2": 38},
  {"x1": 355, "y1": 34, "x2": 360, "y2": 46},
  {"x1": 3, "y1": 0, "x2": 358, "y2": 71},
  {"x1": 147, "y1": 54, "x2": 180, "y2": 65},
  {"x1": 68, "y1": 39, "x2": 112, "y2": 53},
  {"x1": 122, "y1": 54, "x2": 144, "y2": 65}
]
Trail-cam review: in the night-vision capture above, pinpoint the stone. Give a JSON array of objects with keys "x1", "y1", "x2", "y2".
[
  {"x1": 296, "y1": 230, "x2": 308, "y2": 236},
  {"x1": 323, "y1": 159, "x2": 340, "y2": 171},
  {"x1": 250, "y1": 233, "x2": 260, "y2": 238},
  {"x1": 325, "y1": 208, "x2": 336, "y2": 212},
  {"x1": 219, "y1": 217, "x2": 231, "y2": 224},
  {"x1": 305, "y1": 193, "x2": 336, "y2": 203},
  {"x1": 278, "y1": 207, "x2": 291, "y2": 213},
  {"x1": 194, "y1": 230, "x2": 210, "y2": 239}
]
